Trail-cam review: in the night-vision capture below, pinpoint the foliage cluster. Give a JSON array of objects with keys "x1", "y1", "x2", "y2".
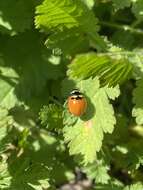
[{"x1": 1, "y1": 0, "x2": 143, "y2": 189}]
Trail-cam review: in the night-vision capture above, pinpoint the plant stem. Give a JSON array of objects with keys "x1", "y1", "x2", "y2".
[
  {"x1": 100, "y1": 21, "x2": 143, "y2": 35},
  {"x1": 131, "y1": 19, "x2": 142, "y2": 28},
  {"x1": 49, "y1": 96, "x2": 63, "y2": 107}
]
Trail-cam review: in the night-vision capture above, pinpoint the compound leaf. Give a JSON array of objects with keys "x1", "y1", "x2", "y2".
[{"x1": 63, "y1": 78, "x2": 120, "y2": 164}]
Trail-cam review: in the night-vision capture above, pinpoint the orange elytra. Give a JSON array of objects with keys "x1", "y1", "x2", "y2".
[{"x1": 67, "y1": 89, "x2": 87, "y2": 117}]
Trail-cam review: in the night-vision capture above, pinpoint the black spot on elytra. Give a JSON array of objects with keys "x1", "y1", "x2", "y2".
[{"x1": 71, "y1": 96, "x2": 83, "y2": 100}]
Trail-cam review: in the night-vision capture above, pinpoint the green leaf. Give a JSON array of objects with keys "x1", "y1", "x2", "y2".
[
  {"x1": 0, "y1": 161, "x2": 12, "y2": 189},
  {"x1": 82, "y1": 0, "x2": 95, "y2": 9},
  {"x1": 35, "y1": 0, "x2": 106, "y2": 50},
  {"x1": 0, "y1": 129, "x2": 74, "y2": 190},
  {"x1": 0, "y1": 0, "x2": 34, "y2": 34},
  {"x1": 124, "y1": 183, "x2": 143, "y2": 190},
  {"x1": 83, "y1": 160, "x2": 110, "y2": 184},
  {"x1": 0, "y1": 130, "x2": 73, "y2": 190},
  {"x1": 105, "y1": 85, "x2": 120, "y2": 100},
  {"x1": 64, "y1": 120, "x2": 103, "y2": 164},
  {"x1": 1, "y1": 157, "x2": 51, "y2": 190},
  {"x1": 132, "y1": 0, "x2": 143, "y2": 20},
  {"x1": 0, "y1": 31, "x2": 64, "y2": 109},
  {"x1": 0, "y1": 67, "x2": 18, "y2": 109},
  {"x1": 45, "y1": 28, "x2": 90, "y2": 56},
  {"x1": 109, "y1": 114, "x2": 129, "y2": 143},
  {"x1": 68, "y1": 53, "x2": 133, "y2": 86},
  {"x1": 61, "y1": 78, "x2": 77, "y2": 98},
  {"x1": 35, "y1": 0, "x2": 99, "y2": 32},
  {"x1": 29, "y1": 129, "x2": 75, "y2": 185},
  {"x1": 132, "y1": 78, "x2": 143, "y2": 125},
  {"x1": 0, "y1": 107, "x2": 12, "y2": 127},
  {"x1": 0, "y1": 106, "x2": 37, "y2": 152},
  {"x1": 128, "y1": 49, "x2": 143, "y2": 79},
  {"x1": 10, "y1": 106, "x2": 36, "y2": 129},
  {"x1": 111, "y1": 30, "x2": 135, "y2": 50},
  {"x1": 94, "y1": 87, "x2": 118, "y2": 133},
  {"x1": 63, "y1": 78, "x2": 120, "y2": 164},
  {"x1": 39, "y1": 104, "x2": 63, "y2": 131},
  {"x1": 0, "y1": 126, "x2": 9, "y2": 149},
  {"x1": 112, "y1": 0, "x2": 131, "y2": 10},
  {"x1": 0, "y1": 107, "x2": 16, "y2": 153}
]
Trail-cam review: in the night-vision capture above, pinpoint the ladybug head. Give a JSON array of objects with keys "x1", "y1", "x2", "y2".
[{"x1": 70, "y1": 89, "x2": 82, "y2": 96}]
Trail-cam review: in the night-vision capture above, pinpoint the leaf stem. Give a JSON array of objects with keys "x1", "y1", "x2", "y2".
[
  {"x1": 100, "y1": 21, "x2": 143, "y2": 35},
  {"x1": 131, "y1": 19, "x2": 142, "y2": 28},
  {"x1": 49, "y1": 96, "x2": 63, "y2": 107}
]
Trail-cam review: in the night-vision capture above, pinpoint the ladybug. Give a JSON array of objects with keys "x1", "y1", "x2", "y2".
[{"x1": 68, "y1": 89, "x2": 87, "y2": 117}]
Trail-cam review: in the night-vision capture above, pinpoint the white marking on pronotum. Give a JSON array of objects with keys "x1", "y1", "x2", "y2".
[{"x1": 71, "y1": 89, "x2": 80, "y2": 94}]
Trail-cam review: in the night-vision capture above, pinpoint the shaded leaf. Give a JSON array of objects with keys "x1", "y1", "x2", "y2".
[
  {"x1": 45, "y1": 28, "x2": 89, "y2": 56},
  {"x1": 132, "y1": 0, "x2": 143, "y2": 20},
  {"x1": 39, "y1": 104, "x2": 63, "y2": 131},
  {"x1": 132, "y1": 78, "x2": 143, "y2": 125},
  {"x1": 0, "y1": 0, "x2": 34, "y2": 34},
  {"x1": 0, "y1": 31, "x2": 64, "y2": 109}
]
